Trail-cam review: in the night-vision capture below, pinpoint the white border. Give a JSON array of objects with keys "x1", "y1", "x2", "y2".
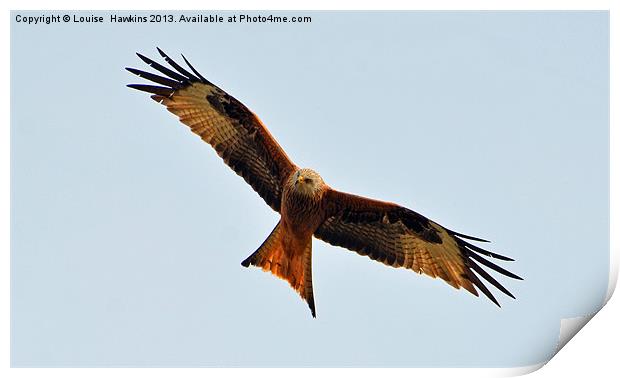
[{"x1": 2, "y1": 1, "x2": 617, "y2": 377}]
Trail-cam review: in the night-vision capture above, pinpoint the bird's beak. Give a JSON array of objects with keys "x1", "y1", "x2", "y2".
[{"x1": 297, "y1": 175, "x2": 305, "y2": 184}]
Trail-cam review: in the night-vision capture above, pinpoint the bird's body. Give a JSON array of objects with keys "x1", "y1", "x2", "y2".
[
  {"x1": 242, "y1": 168, "x2": 328, "y2": 316},
  {"x1": 127, "y1": 49, "x2": 522, "y2": 317}
]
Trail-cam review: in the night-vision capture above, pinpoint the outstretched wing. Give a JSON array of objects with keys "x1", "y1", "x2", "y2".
[
  {"x1": 315, "y1": 188, "x2": 522, "y2": 306},
  {"x1": 126, "y1": 48, "x2": 297, "y2": 212}
]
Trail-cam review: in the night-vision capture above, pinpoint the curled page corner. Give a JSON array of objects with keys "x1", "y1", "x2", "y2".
[
  {"x1": 556, "y1": 312, "x2": 597, "y2": 354},
  {"x1": 606, "y1": 246, "x2": 618, "y2": 302},
  {"x1": 496, "y1": 362, "x2": 546, "y2": 377},
  {"x1": 540, "y1": 239, "x2": 616, "y2": 371}
]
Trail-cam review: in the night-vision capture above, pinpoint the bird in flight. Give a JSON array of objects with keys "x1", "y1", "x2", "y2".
[{"x1": 127, "y1": 48, "x2": 522, "y2": 317}]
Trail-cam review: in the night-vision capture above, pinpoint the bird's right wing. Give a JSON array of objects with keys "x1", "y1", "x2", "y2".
[
  {"x1": 315, "y1": 188, "x2": 522, "y2": 306},
  {"x1": 126, "y1": 49, "x2": 297, "y2": 212}
]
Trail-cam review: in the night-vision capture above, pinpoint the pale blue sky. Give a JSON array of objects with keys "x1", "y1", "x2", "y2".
[{"x1": 11, "y1": 11, "x2": 609, "y2": 367}]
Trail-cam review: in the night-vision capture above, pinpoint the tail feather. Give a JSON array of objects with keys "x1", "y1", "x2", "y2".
[{"x1": 242, "y1": 222, "x2": 316, "y2": 317}]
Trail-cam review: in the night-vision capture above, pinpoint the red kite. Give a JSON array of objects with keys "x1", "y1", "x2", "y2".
[{"x1": 127, "y1": 49, "x2": 522, "y2": 317}]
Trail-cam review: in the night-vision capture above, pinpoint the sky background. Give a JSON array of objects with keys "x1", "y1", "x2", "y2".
[{"x1": 11, "y1": 11, "x2": 609, "y2": 367}]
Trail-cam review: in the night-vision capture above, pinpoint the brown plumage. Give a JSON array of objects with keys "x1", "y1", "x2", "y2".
[{"x1": 127, "y1": 49, "x2": 522, "y2": 317}]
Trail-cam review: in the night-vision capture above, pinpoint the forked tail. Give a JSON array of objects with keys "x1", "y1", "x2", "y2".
[{"x1": 241, "y1": 221, "x2": 316, "y2": 317}]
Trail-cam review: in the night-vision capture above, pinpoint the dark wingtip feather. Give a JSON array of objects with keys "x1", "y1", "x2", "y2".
[
  {"x1": 468, "y1": 252, "x2": 523, "y2": 281},
  {"x1": 182, "y1": 54, "x2": 209, "y2": 84},
  {"x1": 126, "y1": 67, "x2": 182, "y2": 88},
  {"x1": 457, "y1": 238, "x2": 515, "y2": 261},
  {"x1": 156, "y1": 48, "x2": 200, "y2": 82},
  {"x1": 135, "y1": 52, "x2": 190, "y2": 83},
  {"x1": 449, "y1": 230, "x2": 490, "y2": 243},
  {"x1": 127, "y1": 84, "x2": 174, "y2": 96},
  {"x1": 466, "y1": 269, "x2": 501, "y2": 307},
  {"x1": 136, "y1": 52, "x2": 156, "y2": 67},
  {"x1": 468, "y1": 259, "x2": 516, "y2": 300}
]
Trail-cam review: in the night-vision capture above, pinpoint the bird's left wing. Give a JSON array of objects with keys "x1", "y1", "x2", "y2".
[
  {"x1": 126, "y1": 49, "x2": 297, "y2": 212},
  {"x1": 315, "y1": 188, "x2": 522, "y2": 306}
]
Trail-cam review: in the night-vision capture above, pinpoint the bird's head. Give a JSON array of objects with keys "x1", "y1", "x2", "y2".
[{"x1": 292, "y1": 168, "x2": 325, "y2": 196}]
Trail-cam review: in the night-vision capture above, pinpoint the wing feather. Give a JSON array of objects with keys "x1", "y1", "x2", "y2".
[
  {"x1": 127, "y1": 49, "x2": 297, "y2": 212},
  {"x1": 316, "y1": 188, "x2": 522, "y2": 306}
]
